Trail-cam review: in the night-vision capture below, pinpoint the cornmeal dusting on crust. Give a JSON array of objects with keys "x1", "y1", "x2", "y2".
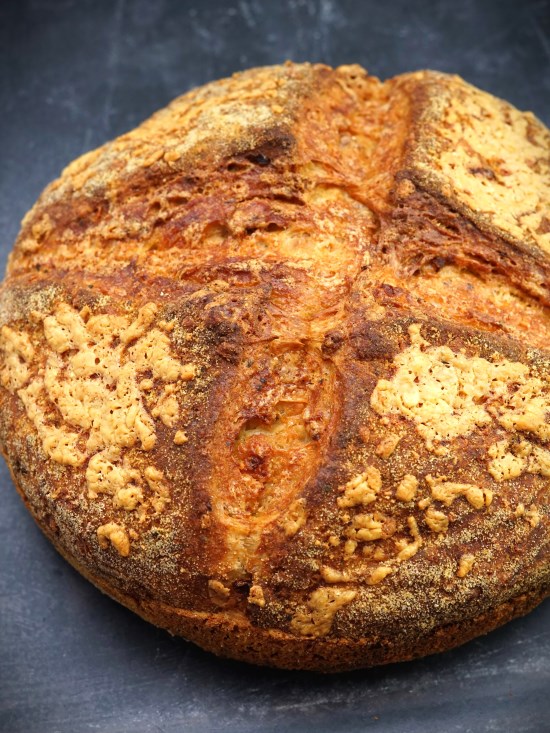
[
  {"x1": 290, "y1": 587, "x2": 356, "y2": 637},
  {"x1": 371, "y1": 324, "x2": 550, "y2": 454},
  {"x1": 97, "y1": 522, "x2": 130, "y2": 556},
  {"x1": 457, "y1": 553, "x2": 476, "y2": 578}
]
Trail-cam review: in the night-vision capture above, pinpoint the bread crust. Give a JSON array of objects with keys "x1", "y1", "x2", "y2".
[
  {"x1": 0, "y1": 63, "x2": 548, "y2": 671},
  {"x1": 7, "y1": 456, "x2": 547, "y2": 673}
]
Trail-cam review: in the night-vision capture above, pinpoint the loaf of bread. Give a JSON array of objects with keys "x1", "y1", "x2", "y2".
[{"x1": 1, "y1": 63, "x2": 548, "y2": 671}]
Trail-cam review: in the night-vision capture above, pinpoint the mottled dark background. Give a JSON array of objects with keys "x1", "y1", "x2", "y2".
[{"x1": 0, "y1": 1, "x2": 549, "y2": 731}]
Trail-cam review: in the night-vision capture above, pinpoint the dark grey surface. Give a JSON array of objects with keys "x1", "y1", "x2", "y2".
[{"x1": 1, "y1": 1, "x2": 549, "y2": 731}]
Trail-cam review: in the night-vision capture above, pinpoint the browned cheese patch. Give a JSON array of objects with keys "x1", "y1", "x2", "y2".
[
  {"x1": 290, "y1": 587, "x2": 357, "y2": 637},
  {"x1": 371, "y1": 324, "x2": 550, "y2": 475},
  {"x1": 0, "y1": 301, "x2": 196, "y2": 555}
]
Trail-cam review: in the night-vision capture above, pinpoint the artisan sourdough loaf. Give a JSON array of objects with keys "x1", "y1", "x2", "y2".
[{"x1": 1, "y1": 63, "x2": 549, "y2": 671}]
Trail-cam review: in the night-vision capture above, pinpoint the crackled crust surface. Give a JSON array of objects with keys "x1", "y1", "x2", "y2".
[{"x1": 1, "y1": 63, "x2": 549, "y2": 672}]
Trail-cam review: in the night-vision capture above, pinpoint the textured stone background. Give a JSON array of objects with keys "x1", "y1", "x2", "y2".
[{"x1": 0, "y1": 1, "x2": 549, "y2": 731}]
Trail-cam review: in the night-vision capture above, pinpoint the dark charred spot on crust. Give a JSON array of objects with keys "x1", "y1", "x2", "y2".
[
  {"x1": 322, "y1": 329, "x2": 345, "y2": 355},
  {"x1": 233, "y1": 578, "x2": 252, "y2": 595},
  {"x1": 226, "y1": 161, "x2": 251, "y2": 173},
  {"x1": 468, "y1": 166, "x2": 496, "y2": 179},
  {"x1": 216, "y1": 341, "x2": 242, "y2": 364},
  {"x1": 12, "y1": 456, "x2": 28, "y2": 475},
  {"x1": 247, "y1": 153, "x2": 271, "y2": 166},
  {"x1": 373, "y1": 283, "x2": 414, "y2": 309},
  {"x1": 204, "y1": 304, "x2": 244, "y2": 342},
  {"x1": 350, "y1": 321, "x2": 396, "y2": 362},
  {"x1": 234, "y1": 132, "x2": 295, "y2": 172}
]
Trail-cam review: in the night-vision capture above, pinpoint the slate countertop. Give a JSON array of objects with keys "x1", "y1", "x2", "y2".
[{"x1": 0, "y1": 1, "x2": 549, "y2": 731}]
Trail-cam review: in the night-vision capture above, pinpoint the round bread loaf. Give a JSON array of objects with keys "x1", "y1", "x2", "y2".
[{"x1": 1, "y1": 63, "x2": 549, "y2": 672}]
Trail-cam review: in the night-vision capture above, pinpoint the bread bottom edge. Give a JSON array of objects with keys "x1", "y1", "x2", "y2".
[
  {"x1": 7, "y1": 460, "x2": 548, "y2": 673},
  {"x1": 40, "y1": 522, "x2": 550, "y2": 672}
]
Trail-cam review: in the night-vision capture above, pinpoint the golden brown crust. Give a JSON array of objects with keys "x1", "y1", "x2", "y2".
[
  {"x1": 400, "y1": 71, "x2": 550, "y2": 255},
  {"x1": 0, "y1": 63, "x2": 549, "y2": 671}
]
